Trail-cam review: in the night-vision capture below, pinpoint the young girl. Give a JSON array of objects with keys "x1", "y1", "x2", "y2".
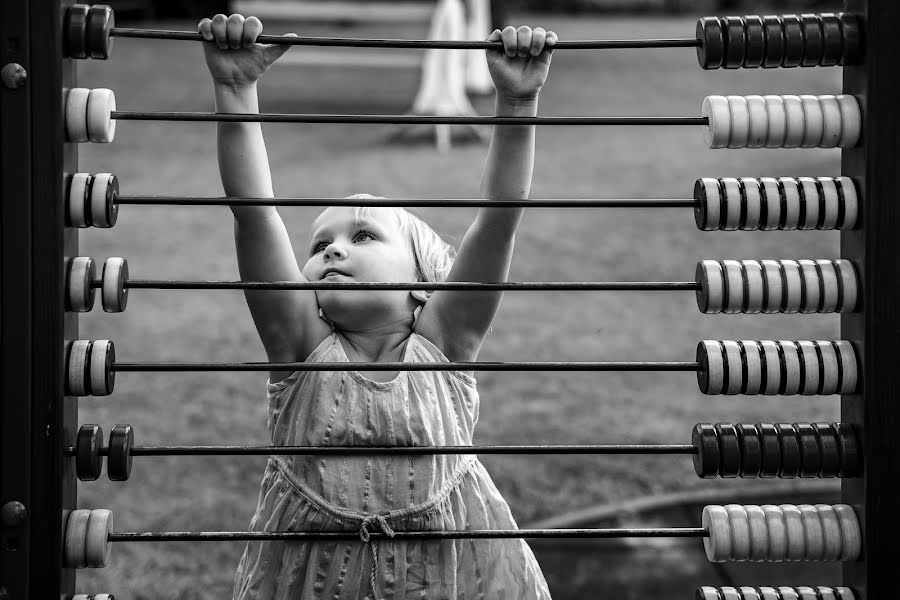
[{"x1": 198, "y1": 13, "x2": 557, "y2": 599}]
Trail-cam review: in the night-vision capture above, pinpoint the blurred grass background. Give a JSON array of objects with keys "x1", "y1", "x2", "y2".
[{"x1": 75, "y1": 8, "x2": 847, "y2": 598}]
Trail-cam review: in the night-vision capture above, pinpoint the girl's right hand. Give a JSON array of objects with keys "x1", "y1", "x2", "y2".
[{"x1": 198, "y1": 14, "x2": 296, "y2": 87}]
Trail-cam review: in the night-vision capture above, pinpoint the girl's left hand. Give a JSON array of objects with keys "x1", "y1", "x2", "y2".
[{"x1": 486, "y1": 26, "x2": 558, "y2": 102}]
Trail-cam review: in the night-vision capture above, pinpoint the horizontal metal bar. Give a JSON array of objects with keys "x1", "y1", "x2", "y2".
[
  {"x1": 116, "y1": 196, "x2": 698, "y2": 208},
  {"x1": 104, "y1": 280, "x2": 700, "y2": 291},
  {"x1": 113, "y1": 361, "x2": 702, "y2": 372}
]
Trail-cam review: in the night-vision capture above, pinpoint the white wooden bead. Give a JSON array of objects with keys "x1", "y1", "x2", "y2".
[
  {"x1": 758, "y1": 587, "x2": 781, "y2": 600},
  {"x1": 760, "y1": 260, "x2": 784, "y2": 314},
  {"x1": 815, "y1": 504, "x2": 843, "y2": 561},
  {"x1": 745, "y1": 95, "x2": 768, "y2": 148},
  {"x1": 742, "y1": 261, "x2": 765, "y2": 314},
  {"x1": 697, "y1": 260, "x2": 725, "y2": 313},
  {"x1": 722, "y1": 260, "x2": 745, "y2": 313},
  {"x1": 817, "y1": 177, "x2": 840, "y2": 230},
  {"x1": 89, "y1": 339, "x2": 115, "y2": 396},
  {"x1": 702, "y1": 96, "x2": 732, "y2": 149},
  {"x1": 780, "y1": 260, "x2": 803, "y2": 313},
  {"x1": 780, "y1": 178, "x2": 802, "y2": 230},
  {"x1": 721, "y1": 340, "x2": 743, "y2": 394},
  {"x1": 834, "y1": 340, "x2": 859, "y2": 394},
  {"x1": 65, "y1": 87, "x2": 90, "y2": 143},
  {"x1": 102, "y1": 257, "x2": 129, "y2": 312},
  {"x1": 796, "y1": 587, "x2": 819, "y2": 600},
  {"x1": 797, "y1": 259, "x2": 821, "y2": 313},
  {"x1": 721, "y1": 588, "x2": 742, "y2": 600},
  {"x1": 778, "y1": 588, "x2": 800, "y2": 600},
  {"x1": 702, "y1": 505, "x2": 732, "y2": 562},
  {"x1": 798, "y1": 504, "x2": 825, "y2": 560},
  {"x1": 833, "y1": 504, "x2": 861, "y2": 560},
  {"x1": 68, "y1": 173, "x2": 90, "y2": 227},
  {"x1": 726, "y1": 96, "x2": 751, "y2": 148},
  {"x1": 836, "y1": 94, "x2": 861, "y2": 148},
  {"x1": 725, "y1": 504, "x2": 751, "y2": 560},
  {"x1": 782, "y1": 95, "x2": 806, "y2": 148},
  {"x1": 763, "y1": 95, "x2": 787, "y2": 148},
  {"x1": 699, "y1": 341, "x2": 725, "y2": 395},
  {"x1": 67, "y1": 340, "x2": 91, "y2": 396},
  {"x1": 833, "y1": 587, "x2": 857, "y2": 600},
  {"x1": 760, "y1": 340, "x2": 782, "y2": 395},
  {"x1": 67, "y1": 257, "x2": 96, "y2": 313},
  {"x1": 761, "y1": 505, "x2": 787, "y2": 561},
  {"x1": 780, "y1": 504, "x2": 806, "y2": 560},
  {"x1": 759, "y1": 177, "x2": 782, "y2": 230},
  {"x1": 778, "y1": 341, "x2": 802, "y2": 395},
  {"x1": 797, "y1": 341, "x2": 820, "y2": 395},
  {"x1": 833, "y1": 259, "x2": 858, "y2": 312},
  {"x1": 698, "y1": 587, "x2": 721, "y2": 600},
  {"x1": 85, "y1": 508, "x2": 113, "y2": 567},
  {"x1": 739, "y1": 341, "x2": 763, "y2": 396},
  {"x1": 698, "y1": 178, "x2": 722, "y2": 230},
  {"x1": 745, "y1": 505, "x2": 768, "y2": 561},
  {"x1": 91, "y1": 172, "x2": 119, "y2": 228},
  {"x1": 740, "y1": 587, "x2": 761, "y2": 600},
  {"x1": 797, "y1": 177, "x2": 821, "y2": 230},
  {"x1": 64, "y1": 508, "x2": 91, "y2": 568},
  {"x1": 799, "y1": 95, "x2": 824, "y2": 147},
  {"x1": 816, "y1": 341, "x2": 840, "y2": 395},
  {"x1": 86, "y1": 88, "x2": 116, "y2": 143},
  {"x1": 740, "y1": 178, "x2": 762, "y2": 230},
  {"x1": 815, "y1": 260, "x2": 840, "y2": 313},
  {"x1": 721, "y1": 178, "x2": 743, "y2": 230},
  {"x1": 836, "y1": 177, "x2": 859, "y2": 229},
  {"x1": 816, "y1": 588, "x2": 838, "y2": 600},
  {"x1": 818, "y1": 95, "x2": 842, "y2": 148}
]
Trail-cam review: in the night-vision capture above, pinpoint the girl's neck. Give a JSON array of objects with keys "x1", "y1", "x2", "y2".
[{"x1": 337, "y1": 316, "x2": 414, "y2": 362}]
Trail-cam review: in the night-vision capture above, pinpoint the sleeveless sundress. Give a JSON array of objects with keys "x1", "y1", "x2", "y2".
[{"x1": 232, "y1": 331, "x2": 552, "y2": 599}]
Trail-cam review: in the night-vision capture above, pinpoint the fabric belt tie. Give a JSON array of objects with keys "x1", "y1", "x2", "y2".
[{"x1": 359, "y1": 513, "x2": 396, "y2": 600}]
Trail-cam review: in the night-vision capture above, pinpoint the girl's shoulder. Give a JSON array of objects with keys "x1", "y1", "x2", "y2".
[
  {"x1": 266, "y1": 333, "x2": 338, "y2": 393},
  {"x1": 409, "y1": 332, "x2": 477, "y2": 389}
]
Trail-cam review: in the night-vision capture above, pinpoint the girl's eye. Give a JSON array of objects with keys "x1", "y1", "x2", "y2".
[
  {"x1": 312, "y1": 242, "x2": 327, "y2": 254},
  {"x1": 353, "y1": 230, "x2": 375, "y2": 242}
]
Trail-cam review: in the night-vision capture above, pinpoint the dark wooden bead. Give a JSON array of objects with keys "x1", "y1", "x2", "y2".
[
  {"x1": 757, "y1": 423, "x2": 781, "y2": 478},
  {"x1": 819, "y1": 13, "x2": 844, "y2": 67},
  {"x1": 794, "y1": 423, "x2": 823, "y2": 477},
  {"x1": 714, "y1": 423, "x2": 741, "y2": 478},
  {"x1": 76, "y1": 424, "x2": 103, "y2": 481},
  {"x1": 696, "y1": 17, "x2": 725, "y2": 70},
  {"x1": 692, "y1": 423, "x2": 721, "y2": 478},
  {"x1": 781, "y1": 15, "x2": 805, "y2": 68},
  {"x1": 723, "y1": 17, "x2": 747, "y2": 69},
  {"x1": 107, "y1": 424, "x2": 134, "y2": 482},
  {"x1": 86, "y1": 5, "x2": 115, "y2": 60},
  {"x1": 799, "y1": 14, "x2": 825, "y2": 67},
  {"x1": 64, "y1": 4, "x2": 90, "y2": 59},
  {"x1": 838, "y1": 13, "x2": 862, "y2": 65},
  {"x1": 833, "y1": 422, "x2": 862, "y2": 477},
  {"x1": 812, "y1": 422, "x2": 841, "y2": 477},
  {"x1": 736, "y1": 424, "x2": 763, "y2": 477},
  {"x1": 762, "y1": 15, "x2": 786, "y2": 68},
  {"x1": 742, "y1": 15, "x2": 765, "y2": 68},
  {"x1": 776, "y1": 423, "x2": 802, "y2": 477}
]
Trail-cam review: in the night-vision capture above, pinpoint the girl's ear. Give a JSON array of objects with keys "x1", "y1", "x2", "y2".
[{"x1": 410, "y1": 289, "x2": 431, "y2": 304}]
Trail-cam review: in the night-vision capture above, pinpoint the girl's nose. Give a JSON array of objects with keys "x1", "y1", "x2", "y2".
[{"x1": 324, "y1": 243, "x2": 345, "y2": 260}]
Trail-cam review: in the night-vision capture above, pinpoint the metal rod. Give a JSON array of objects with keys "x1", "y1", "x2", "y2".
[
  {"x1": 109, "y1": 28, "x2": 702, "y2": 50},
  {"x1": 108, "y1": 528, "x2": 710, "y2": 542},
  {"x1": 113, "y1": 361, "x2": 701, "y2": 372},
  {"x1": 116, "y1": 196, "x2": 698, "y2": 208},
  {"x1": 100, "y1": 280, "x2": 701, "y2": 292},
  {"x1": 111, "y1": 111, "x2": 708, "y2": 126}
]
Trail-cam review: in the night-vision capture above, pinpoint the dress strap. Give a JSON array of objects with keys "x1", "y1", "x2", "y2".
[{"x1": 359, "y1": 513, "x2": 395, "y2": 600}]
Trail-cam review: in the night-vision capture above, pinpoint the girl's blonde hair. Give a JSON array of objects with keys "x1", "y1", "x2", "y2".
[{"x1": 345, "y1": 194, "x2": 456, "y2": 283}]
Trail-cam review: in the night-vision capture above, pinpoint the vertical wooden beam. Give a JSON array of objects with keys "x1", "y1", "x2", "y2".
[
  {"x1": 841, "y1": 1, "x2": 900, "y2": 599},
  {"x1": 1, "y1": 0, "x2": 77, "y2": 597}
]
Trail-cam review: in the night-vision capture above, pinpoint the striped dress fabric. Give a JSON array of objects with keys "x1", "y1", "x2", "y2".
[{"x1": 232, "y1": 332, "x2": 552, "y2": 599}]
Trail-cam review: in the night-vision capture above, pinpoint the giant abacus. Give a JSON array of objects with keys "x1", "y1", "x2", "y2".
[{"x1": 1, "y1": 1, "x2": 898, "y2": 599}]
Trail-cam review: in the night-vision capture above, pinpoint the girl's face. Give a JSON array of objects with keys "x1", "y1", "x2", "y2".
[{"x1": 301, "y1": 206, "x2": 419, "y2": 326}]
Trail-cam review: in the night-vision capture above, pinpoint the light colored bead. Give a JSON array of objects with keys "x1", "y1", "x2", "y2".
[
  {"x1": 761, "y1": 505, "x2": 787, "y2": 561},
  {"x1": 763, "y1": 95, "x2": 787, "y2": 148},
  {"x1": 722, "y1": 260, "x2": 745, "y2": 313},
  {"x1": 817, "y1": 177, "x2": 841, "y2": 229},
  {"x1": 815, "y1": 504, "x2": 843, "y2": 561},
  {"x1": 697, "y1": 260, "x2": 725, "y2": 313},
  {"x1": 780, "y1": 504, "x2": 806, "y2": 560},
  {"x1": 818, "y1": 95, "x2": 843, "y2": 148},
  {"x1": 65, "y1": 87, "x2": 90, "y2": 143},
  {"x1": 68, "y1": 172, "x2": 90, "y2": 227},
  {"x1": 816, "y1": 341, "x2": 840, "y2": 397},
  {"x1": 725, "y1": 504, "x2": 751, "y2": 560},
  {"x1": 797, "y1": 587, "x2": 819, "y2": 600},
  {"x1": 833, "y1": 587, "x2": 857, "y2": 600},
  {"x1": 89, "y1": 339, "x2": 115, "y2": 396},
  {"x1": 697, "y1": 587, "x2": 721, "y2": 600},
  {"x1": 64, "y1": 509, "x2": 91, "y2": 568},
  {"x1": 86, "y1": 88, "x2": 116, "y2": 143},
  {"x1": 833, "y1": 259, "x2": 858, "y2": 312},
  {"x1": 721, "y1": 178, "x2": 743, "y2": 230},
  {"x1": 697, "y1": 178, "x2": 722, "y2": 230},
  {"x1": 102, "y1": 257, "x2": 129, "y2": 312},
  {"x1": 816, "y1": 587, "x2": 838, "y2": 600},
  {"x1": 836, "y1": 176, "x2": 858, "y2": 229},
  {"x1": 834, "y1": 340, "x2": 859, "y2": 394},
  {"x1": 698, "y1": 341, "x2": 725, "y2": 395},
  {"x1": 745, "y1": 505, "x2": 768, "y2": 561},
  {"x1": 742, "y1": 260, "x2": 765, "y2": 313},
  {"x1": 740, "y1": 587, "x2": 761, "y2": 600},
  {"x1": 760, "y1": 260, "x2": 784, "y2": 313},
  {"x1": 782, "y1": 95, "x2": 806, "y2": 148},
  {"x1": 758, "y1": 587, "x2": 781, "y2": 600},
  {"x1": 738, "y1": 341, "x2": 762, "y2": 395},
  {"x1": 798, "y1": 504, "x2": 825, "y2": 560},
  {"x1": 797, "y1": 341, "x2": 820, "y2": 394},
  {"x1": 702, "y1": 505, "x2": 733, "y2": 562},
  {"x1": 85, "y1": 508, "x2": 113, "y2": 567},
  {"x1": 740, "y1": 178, "x2": 762, "y2": 229},
  {"x1": 778, "y1": 341, "x2": 802, "y2": 395},
  {"x1": 833, "y1": 504, "x2": 861, "y2": 560},
  {"x1": 780, "y1": 178, "x2": 802, "y2": 230},
  {"x1": 90, "y1": 172, "x2": 119, "y2": 228},
  {"x1": 758, "y1": 177, "x2": 782, "y2": 230},
  {"x1": 726, "y1": 96, "x2": 751, "y2": 148},
  {"x1": 721, "y1": 588, "x2": 742, "y2": 600},
  {"x1": 797, "y1": 177, "x2": 821, "y2": 230},
  {"x1": 702, "y1": 96, "x2": 732, "y2": 149},
  {"x1": 778, "y1": 588, "x2": 800, "y2": 600},
  {"x1": 780, "y1": 260, "x2": 803, "y2": 313},
  {"x1": 745, "y1": 95, "x2": 768, "y2": 148},
  {"x1": 721, "y1": 340, "x2": 743, "y2": 394},
  {"x1": 797, "y1": 260, "x2": 821, "y2": 313},
  {"x1": 66, "y1": 340, "x2": 91, "y2": 396},
  {"x1": 815, "y1": 259, "x2": 840, "y2": 313},
  {"x1": 799, "y1": 95, "x2": 824, "y2": 147},
  {"x1": 836, "y1": 94, "x2": 861, "y2": 148},
  {"x1": 759, "y1": 340, "x2": 782, "y2": 394},
  {"x1": 67, "y1": 257, "x2": 96, "y2": 312}
]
